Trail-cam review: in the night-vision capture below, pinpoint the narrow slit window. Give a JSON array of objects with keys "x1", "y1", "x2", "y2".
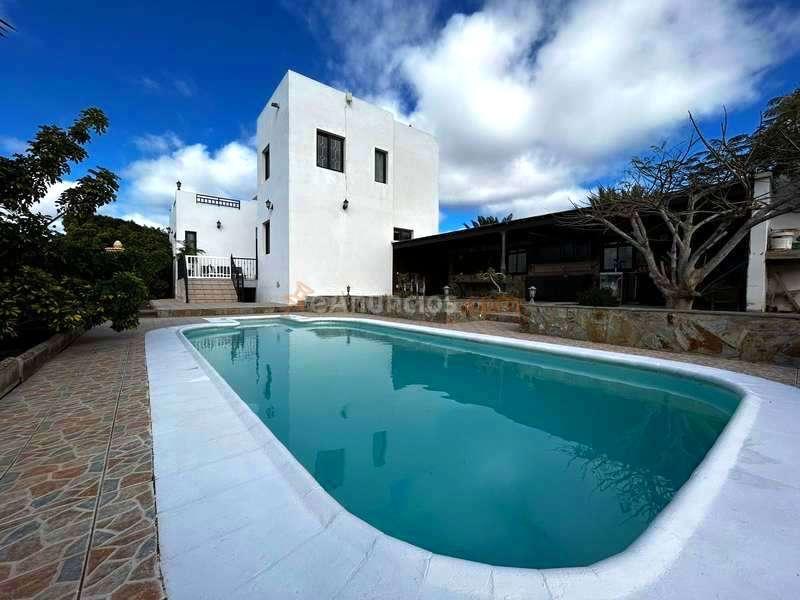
[
  {"x1": 264, "y1": 221, "x2": 271, "y2": 255},
  {"x1": 184, "y1": 231, "x2": 197, "y2": 254},
  {"x1": 263, "y1": 145, "x2": 270, "y2": 180},
  {"x1": 375, "y1": 148, "x2": 388, "y2": 183}
]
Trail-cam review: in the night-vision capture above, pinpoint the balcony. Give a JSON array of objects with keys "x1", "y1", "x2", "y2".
[{"x1": 185, "y1": 255, "x2": 257, "y2": 280}]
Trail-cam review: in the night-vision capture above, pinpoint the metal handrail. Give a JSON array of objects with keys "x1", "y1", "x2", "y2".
[
  {"x1": 230, "y1": 254, "x2": 244, "y2": 301},
  {"x1": 231, "y1": 257, "x2": 257, "y2": 280}
]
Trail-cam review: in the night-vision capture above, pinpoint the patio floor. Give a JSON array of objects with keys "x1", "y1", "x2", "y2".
[{"x1": 0, "y1": 314, "x2": 797, "y2": 599}]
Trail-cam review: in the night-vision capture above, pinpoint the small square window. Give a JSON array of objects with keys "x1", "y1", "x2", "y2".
[
  {"x1": 316, "y1": 130, "x2": 344, "y2": 172},
  {"x1": 263, "y1": 145, "x2": 270, "y2": 180},
  {"x1": 393, "y1": 228, "x2": 413, "y2": 241},
  {"x1": 375, "y1": 148, "x2": 388, "y2": 183}
]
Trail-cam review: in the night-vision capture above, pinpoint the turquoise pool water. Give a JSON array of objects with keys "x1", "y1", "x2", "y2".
[{"x1": 184, "y1": 319, "x2": 740, "y2": 569}]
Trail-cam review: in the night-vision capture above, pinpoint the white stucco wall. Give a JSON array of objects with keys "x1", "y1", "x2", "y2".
[
  {"x1": 262, "y1": 71, "x2": 438, "y2": 301},
  {"x1": 170, "y1": 189, "x2": 259, "y2": 259},
  {"x1": 255, "y1": 74, "x2": 291, "y2": 304}
]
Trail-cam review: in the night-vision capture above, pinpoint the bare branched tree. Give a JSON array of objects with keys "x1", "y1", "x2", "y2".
[{"x1": 564, "y1": 90, "x2": 800, "y2": 309}]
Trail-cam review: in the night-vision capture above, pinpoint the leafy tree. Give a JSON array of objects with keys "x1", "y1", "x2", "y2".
[
  {"x1": 567, "y1": 89, "x2": 800, "y2": 309},
  {"x1": 62, "y1": 214, "x2": 172, "y2": 299},
  {"x1": 0, "y1": 108, "x2": 149, "y2": 351},
  {"x1": 463, "y1": 213, "x2": 513, "y2": 229}
]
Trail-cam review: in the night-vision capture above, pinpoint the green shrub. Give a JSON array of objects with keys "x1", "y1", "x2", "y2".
[
  {"x1": 99, "y1": 272, "x2": 148, "y2": 332},
  {"x1": 577, "y1": 287, "x2": 619, "y2": 307}
]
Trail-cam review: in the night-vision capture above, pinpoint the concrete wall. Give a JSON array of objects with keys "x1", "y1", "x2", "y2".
[
  {"x1": 255, "y1": 71, "x2": 438, "y2": 303},
  {"x1": 521, "y1": 303, "x2": 800, "y2": 366}
]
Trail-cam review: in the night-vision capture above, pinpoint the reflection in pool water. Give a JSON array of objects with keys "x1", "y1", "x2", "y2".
[{"x1": 185, "y1": 320, "x2": 739, "y2": 569}]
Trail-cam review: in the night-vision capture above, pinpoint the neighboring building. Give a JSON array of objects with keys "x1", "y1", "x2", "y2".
[
  {"x1": 746, "y1": 173, "x2": 800, "y2": 312},
  {"x1": 393, "y1": 210, "x2": 748, "y2": 311},
  {"x1": 169, "y1": 70, "x2": 439, "y2": 304},
  {"x1": 255, "y1": 71, "x2": 438, "y2": 303}
]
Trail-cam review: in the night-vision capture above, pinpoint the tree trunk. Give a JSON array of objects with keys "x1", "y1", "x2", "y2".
[{"x1": 665, "y1": 296, "x2": 694, "y2": 310}]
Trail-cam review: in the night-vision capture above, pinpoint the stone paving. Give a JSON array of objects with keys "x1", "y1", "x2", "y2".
[
  {"x1": 0, "y1": 313, "x2": 797, "y2": 600},
  {"x1": 0, "y1": 318, "x2": 200, "y2": 600}
]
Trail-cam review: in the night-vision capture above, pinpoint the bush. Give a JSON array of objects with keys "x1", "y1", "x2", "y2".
[
  {"x1": 0, "y1": 107, "x2": 157, "y2": 355},
  {"x1": 577, "y1": 287, "x2": 619, "y2": 307},
  {"x1": 99, "y1": 272, "x2": 148, "y2": 332}
]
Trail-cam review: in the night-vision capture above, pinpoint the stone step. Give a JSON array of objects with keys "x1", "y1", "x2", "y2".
[{"x1": 187, "y1": 278, "x2": 238, "y2": 303}]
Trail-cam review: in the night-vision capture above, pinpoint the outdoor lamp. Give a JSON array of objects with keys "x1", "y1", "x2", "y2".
[
  {"x1": 342, "y1": 198, "x2": 349, "y2": 210},
  {"x1": 216, "y1": 220, "x2": 222, "y2": 229},
  {"x1": 265, "y1": 199, "x2": 273, "y2": 211}
]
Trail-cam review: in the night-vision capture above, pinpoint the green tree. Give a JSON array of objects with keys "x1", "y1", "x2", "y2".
[
  {"x1": 0, "y1": 108, "x2": 148, "y2": 350},
  {"x1": 463, "y1": 213, "x2": 513, "y2": 229},
  {"x1": 62, "y1": 214, "x2": 172, "y2": 299}
]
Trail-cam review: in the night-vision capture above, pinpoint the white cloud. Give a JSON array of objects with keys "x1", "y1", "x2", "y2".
[
  {"x1": 119, "y1": 212, "x2": 166, "y2": 229},
  {"x1": 0, "y1": 135, "x2": 27, "y2": 154},
  {"x1": 122, "y1": 140, "x2": 256, "y2": 215},
  {"x1": 133, "y1": 132, "x2": 184, "y2": 154},
  {"x1": 317, "y1": 0, "x2": 800, "y2": 218},
  {"x1": 32, "y1": 181, "x2": 76, "y2": 219}
]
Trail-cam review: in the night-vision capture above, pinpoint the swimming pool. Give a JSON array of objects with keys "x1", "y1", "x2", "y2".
[{"x1": 183, "y1": 318, "x2": 741, "y2": 570}]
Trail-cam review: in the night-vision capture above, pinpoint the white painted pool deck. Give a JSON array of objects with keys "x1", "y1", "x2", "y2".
[{"x1": 145, "y1": 315, "x2": 800, "y2": 600}]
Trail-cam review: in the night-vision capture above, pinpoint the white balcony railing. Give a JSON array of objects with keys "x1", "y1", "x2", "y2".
[{"x1": 185, "y1": 255, "x2": 232, "y2": 279}]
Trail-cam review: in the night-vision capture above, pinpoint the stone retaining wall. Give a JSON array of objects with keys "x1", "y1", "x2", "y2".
[
  {"x1": 0, "y1": 330, "x2": 83, "y2": 399},
  {"x1": 521, "y1": 304, "x2": 800, "y2": 366},
  {"x1": 305, "y1": 295, "x2": 519, "y2": 324}
]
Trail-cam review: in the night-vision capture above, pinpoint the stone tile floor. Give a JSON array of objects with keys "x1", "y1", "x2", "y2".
[
  {"x1": 0, "y1": 318, "x2": 200, "y2": 600},
  {"x1": 1, "y1": 313, "x2": 796, "y2": 600}
]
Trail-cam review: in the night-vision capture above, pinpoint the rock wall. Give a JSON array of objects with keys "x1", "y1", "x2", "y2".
[
  {"x1": 305, "y1": 296, "x2": 520, "y2": 324},
  {"x1": 521, "y1": 304, "x2": 800, "y2": 366}
]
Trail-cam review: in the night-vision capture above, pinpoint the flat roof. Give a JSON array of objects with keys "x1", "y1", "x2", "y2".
[{"x1": 393, "y1": 209, "x2": 578, "y2": 249}]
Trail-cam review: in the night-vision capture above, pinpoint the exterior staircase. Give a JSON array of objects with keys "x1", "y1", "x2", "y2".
[{"x1": 186, "y1": 279, "x2": 238, "y2": 303}]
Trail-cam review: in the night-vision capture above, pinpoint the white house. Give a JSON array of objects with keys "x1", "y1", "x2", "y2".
[
  {"x1": 169, "y1": 70, "x2": 439, "y2": 304},
  {"x1": 255, "y1": 71, "x2": 438, "y2": 303}
]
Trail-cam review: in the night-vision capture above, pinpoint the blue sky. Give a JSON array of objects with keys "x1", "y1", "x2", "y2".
[{"x1": 2, "y1": 0, "x2": 800, "y2": 233}]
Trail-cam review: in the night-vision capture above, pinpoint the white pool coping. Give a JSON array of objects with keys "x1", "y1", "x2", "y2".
[{"x1": 145, "y1": 315, "x2": 800, "y2": 599}]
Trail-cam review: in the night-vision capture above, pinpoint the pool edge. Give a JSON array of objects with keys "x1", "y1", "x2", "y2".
[{"x1": 148, "y1": 314, "x2": 799, "y2": 599}]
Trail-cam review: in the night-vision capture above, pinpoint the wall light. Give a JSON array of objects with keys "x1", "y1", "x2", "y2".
[
  {"x1": 265, "y1": 199, "x2": 273, "y2": 211},
  {"x1": 216, "y1": 220, "x2": 222, "y2": 229},
  {"x1": 271, "y1": 102, "x2": 280, "y2": 109},
  {"x1": 342, "y1": 198, "x2": 349, "y2": 210}
]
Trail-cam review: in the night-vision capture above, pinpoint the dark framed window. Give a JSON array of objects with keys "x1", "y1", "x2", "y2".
[
  {"x1": 393, "y1": 228, "x2": 413, "y2": 241},
  {"x1": 184, "y1": 230, "x2": 197, "y2": 254},
  {"x1": 603, "y1": 245, "x2": 633, "y2": 271},
  {"x1": 316, "y1": 130, "x2": 344, "y2": 172},
  {"x1": 375, "y1": 148, "x2": 388, "y2": 183},
  {"x1": 507, "y1": 249, "x2": 527, "y2": 274},
  {"x1": 263, "y1": 145, "x2": 270, "y2": 180},
  {"x1": 264, "y1": 221, "x2": 271, "y2": 255}
]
